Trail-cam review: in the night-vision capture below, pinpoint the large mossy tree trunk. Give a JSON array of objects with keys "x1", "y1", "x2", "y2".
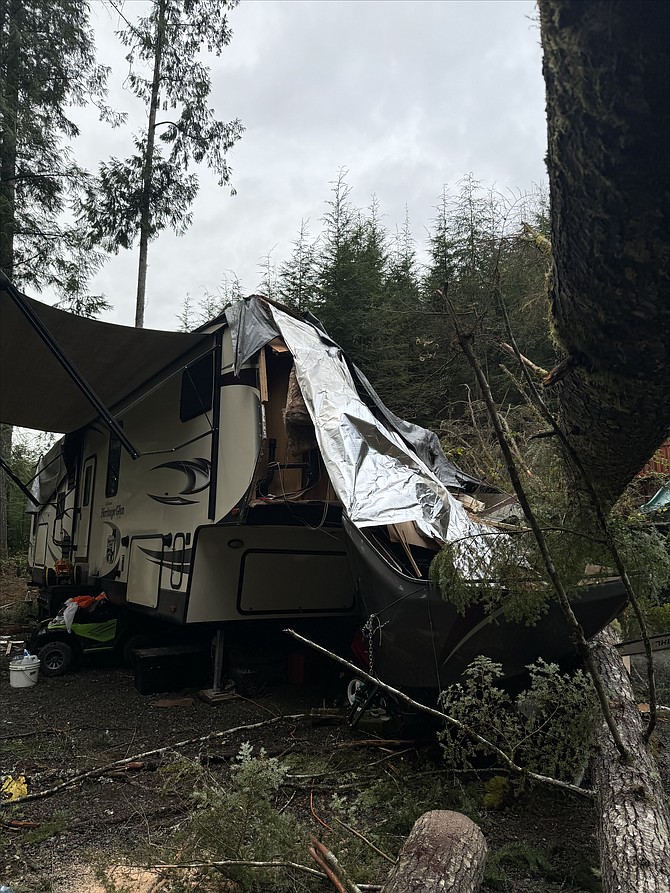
[
  {"x1": 539, "y1": 0, "x2": 670, "y2": 508},
  {"x1": 539, "y1": 4, "x2": 670, "y2": 892}
]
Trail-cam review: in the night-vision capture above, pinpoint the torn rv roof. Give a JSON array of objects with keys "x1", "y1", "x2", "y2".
[{"x1": 225, "y1": 297, "x2": 492, "y2": 547}]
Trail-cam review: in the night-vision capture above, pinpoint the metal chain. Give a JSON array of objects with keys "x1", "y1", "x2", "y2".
[{"x1": 364, "y1": 613, "x2": 385, "y2": 679}]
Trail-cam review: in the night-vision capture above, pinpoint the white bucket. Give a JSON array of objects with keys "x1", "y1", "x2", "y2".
[{"x1": 9, "y1": 656, "x2": 40, "y2": 688}]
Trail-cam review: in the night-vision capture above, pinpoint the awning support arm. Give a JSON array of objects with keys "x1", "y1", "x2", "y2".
[
  {"x1": 0, "y1": 271, "x2": 140, "y2": 459},
  {"x1": 0, "y1": 456, "x2": 41, "y2": 507}
]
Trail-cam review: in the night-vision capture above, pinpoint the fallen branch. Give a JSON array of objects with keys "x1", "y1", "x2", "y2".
[
  {"x1": 444, "y1": 287, "x2": 630, "y2": 763},
  {"x1": 10, "y1": 714, "x2": 310, "y2": 804},
  {"x1": 309, "y1": 844, "x2": 348, "y2": 893},
  {"x1": 284, "y1": 629, "x2": 593, "y2": 799},
  {"x1": 135, "y1": 859, "x2": 382, "y2": 890},
  {"x1": 311, "y1": 837, "x2": 363, "y2": 893},
  {"x1": 333, "y1": 815, "x2": 397, "y2": 865}
]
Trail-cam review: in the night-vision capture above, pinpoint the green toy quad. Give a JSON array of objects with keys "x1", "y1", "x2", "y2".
[{"x1": 29, "y1": 598, "x2": 137, "y2": 676}]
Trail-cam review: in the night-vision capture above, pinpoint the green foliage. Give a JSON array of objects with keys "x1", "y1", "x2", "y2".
[
  {"x1": 173, "y1": 743, "x2": 306, "y2": 892},
  {"x1": 481, "y1": 775, "x2": 511, "y2": 810},
  {"x1": 22, "y1": 812, "x2": 69, "y2": 845},
  {"x1": 484, "y1": 842, "x2": 561, "y2": 890},
  {"x1": 439, "y1": 656, "x2": 599, "y2": 785},
  {"x1": 81, "y1": 0, "x2": 244, "y2": 296},
  {"x1": 0, "y1": 0, "x2": 117, "y2": 307}
]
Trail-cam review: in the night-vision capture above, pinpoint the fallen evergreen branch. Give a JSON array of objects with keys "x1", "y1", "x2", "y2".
[{"x1": 284, "y1": 629, "x2": 593, "y2": 799}]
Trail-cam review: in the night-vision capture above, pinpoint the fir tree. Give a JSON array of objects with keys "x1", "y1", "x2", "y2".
[{"x1": 78, "y1": 0, "x2": 244, "y2": 327}]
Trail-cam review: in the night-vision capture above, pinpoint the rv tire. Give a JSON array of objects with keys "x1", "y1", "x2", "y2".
[{"x1": 38, "y1": 641, "x2": 74, "y2": 677}]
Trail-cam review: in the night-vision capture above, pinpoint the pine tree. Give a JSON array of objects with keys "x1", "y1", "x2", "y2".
[
  {"x1": 317, "y1": 172, "x2": 387, "y2": 369},
  {"x1": 0, "y1": 0, "x2": 116, "y2": 308},
  {"x1": 79, "y1": 0, "x2": 244, "y2": 327},
  {"x1": 277, "y1": 219, "x2": 320, "y2": 314},
  {"x1": 0, "y1": 0, "x2": 115, "y2": 557}
]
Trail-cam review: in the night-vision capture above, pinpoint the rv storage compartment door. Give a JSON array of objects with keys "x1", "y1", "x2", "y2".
[
  {"x1": 187, "y1": 525, "x2": 355, "y2": 623},
  {"x1": 127, "y1": 535, "x2": 164, "y2": 608}
]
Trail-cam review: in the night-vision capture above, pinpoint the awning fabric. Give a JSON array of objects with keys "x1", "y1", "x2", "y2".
[{"x1": 0, "y1": 290, "x2": 214, "y2": 433}]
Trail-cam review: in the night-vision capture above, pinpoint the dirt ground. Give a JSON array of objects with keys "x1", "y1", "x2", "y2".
[{"x1": 1, "y1": 579, "x2": 668, "y2": 893}]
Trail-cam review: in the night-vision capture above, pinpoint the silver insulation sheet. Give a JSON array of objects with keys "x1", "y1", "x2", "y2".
[{"x1": 270, "y1": 305, "x2": 490, "y2": 557}]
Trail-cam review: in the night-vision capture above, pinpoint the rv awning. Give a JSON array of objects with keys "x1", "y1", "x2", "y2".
[{"x1": 0, "y1": 288, "x2": 215, "y2": 434}]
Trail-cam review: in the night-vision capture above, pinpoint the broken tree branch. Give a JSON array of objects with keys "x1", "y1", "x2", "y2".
[
  {"x1": 284, "y1": 629, "x2": 593, "y2": 799},
  {"x1": 311, "y1": 837, "x2": 363, "y2": 893},
  {"x1": 10, "y1": 714, "x2": 310, "y2": 804},
  {"x1": 333, "y1": 815, "x2": 397, "y2": 865},
  {"x1": 442, "y1": 287, "x2": 631, "y2": 763},
  {"x1": 500, "y1": 342, "x2": 548, "y2": 378},
  {"x1": 498, "y1": 289, "x2": 659, "y2": 741}
]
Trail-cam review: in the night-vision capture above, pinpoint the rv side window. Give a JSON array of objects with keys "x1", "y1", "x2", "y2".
[
  {"x1": 82, "y1": 465, "x2": 93, "y2": 507},
  {"x1": 56, "y1": 492, "x2": 65, "y2": 520},
  {"x1": 180, "y1": 354, "x2": 214, "y2": 423},
  {"x1": 106, "y1": 435, "x2": 122, "y2": 498}
]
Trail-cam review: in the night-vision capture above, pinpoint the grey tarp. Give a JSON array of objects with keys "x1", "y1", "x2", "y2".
[{"x1": 0, "y1": 290, "x2": 214, "y2": 433}]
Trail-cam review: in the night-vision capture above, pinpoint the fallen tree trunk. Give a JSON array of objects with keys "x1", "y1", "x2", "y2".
[
  {"x1": 381, "y1": 811, "x2": 486, "y2": 893},
  {"x1": 590, "y1": 627, "x2": 670, "y2": 893}
]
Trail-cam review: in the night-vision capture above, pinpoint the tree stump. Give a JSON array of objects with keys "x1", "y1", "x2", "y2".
[{"x1": 382, "y1": 810, "x2": 486, "y2": 893}]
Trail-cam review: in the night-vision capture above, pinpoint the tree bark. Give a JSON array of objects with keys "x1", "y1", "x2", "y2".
[
  {"x1": 381, "y1": 811, "x2": 486, "y2": 893},
  {"x1": 135, "y1": 0, "x2": 166, "y2": 329},
  {"x1": 539, "y1": 1, "x2": 670, "y2": 508},
  {"x1": 590, "y1": 628, "x2": 670, "y2": 893}
]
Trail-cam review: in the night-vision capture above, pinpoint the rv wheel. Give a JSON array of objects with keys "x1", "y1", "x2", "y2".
[
  {"x1": 38, "y1": 641, "x2": 74, "y2": 677},
  {"x1": 347, "y1": 678, "x2": 365, "y2": 705}
]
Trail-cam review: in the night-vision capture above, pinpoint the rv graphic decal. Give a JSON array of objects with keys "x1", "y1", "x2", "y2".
[
  {"x1": 138, "y1": 545, "x2": 192, "y2": 573},
  {"x1": 105, "y1": 523, "x2": 120, "y2": 565},
  {"x1": 147, "y1": 458, "x2": 211, "y2": 506}
]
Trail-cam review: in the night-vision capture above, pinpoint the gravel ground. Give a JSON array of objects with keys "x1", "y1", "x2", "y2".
[{"x1": 1, "y1": 580, "x2": 668, "y2": 893}]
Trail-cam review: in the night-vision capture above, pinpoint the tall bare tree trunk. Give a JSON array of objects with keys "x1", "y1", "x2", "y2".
[{"x1": 135, "y1": 0, "x2": 166, "y2": 329}]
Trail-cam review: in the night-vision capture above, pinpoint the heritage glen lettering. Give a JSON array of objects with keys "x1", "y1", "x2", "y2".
[{"x1": 100, "y1": 505, "x2": 125, "y2": 519}]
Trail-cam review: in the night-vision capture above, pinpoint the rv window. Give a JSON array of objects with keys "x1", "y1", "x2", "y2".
[
  {"x1": 106, "y1": 435, "x2": 122, "y2": 498},
  {"x1": 180, "y1": 354, "x2": 214, "y2": 423},
  {"x1": 56, "y1": 492, "x2": 65, "y2": 520},
  {"x1": 82, "y1": 465, "x2": 93, "y2": 507}
]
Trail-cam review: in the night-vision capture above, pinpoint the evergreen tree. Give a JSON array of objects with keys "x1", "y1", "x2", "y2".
[
  {"x1": 372, "y1": 209, "x2": 425, "y2": 419},
  {"x1": 78, "y1": 0, "x2": 244, "y2": 327},
  {"x1": 277, "y1": 219, "x2": 319, "y2": 314},
  {"x1": 0, "y1": 0, "x2": 115, "y2": 558},
  {"x1": 317, "y1": 172, "x2": 387, "y2": 369},
  {"x1": 0, "y1": 0, "x2": 116, "y2": 308}
]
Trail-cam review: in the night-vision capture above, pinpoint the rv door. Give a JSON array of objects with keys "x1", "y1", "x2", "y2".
[{"x1": 76, "y1": 456, "x2": 96, "y2": 562}]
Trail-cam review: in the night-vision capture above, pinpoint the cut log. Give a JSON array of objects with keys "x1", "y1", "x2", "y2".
[
  {"x1": 590, "y1": 627, "x2": 670, "y2": 893},
  {"x1": 381, "y1": 810, "x2": 486, "y2": 893}
]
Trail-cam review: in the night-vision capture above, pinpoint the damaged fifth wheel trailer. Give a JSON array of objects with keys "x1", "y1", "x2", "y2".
[{"x1": 0, "y1": 282, "x2": 628, "y2": 699}]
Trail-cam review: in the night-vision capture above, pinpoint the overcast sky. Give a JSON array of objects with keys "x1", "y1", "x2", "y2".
[{"x1": 75, "y1": 0, "x2": 547, "y2": 331}]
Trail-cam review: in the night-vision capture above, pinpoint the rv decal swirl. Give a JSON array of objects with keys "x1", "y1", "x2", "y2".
[{"x1": 147, "y1": 458, "x2": 211, "y2": 507}]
